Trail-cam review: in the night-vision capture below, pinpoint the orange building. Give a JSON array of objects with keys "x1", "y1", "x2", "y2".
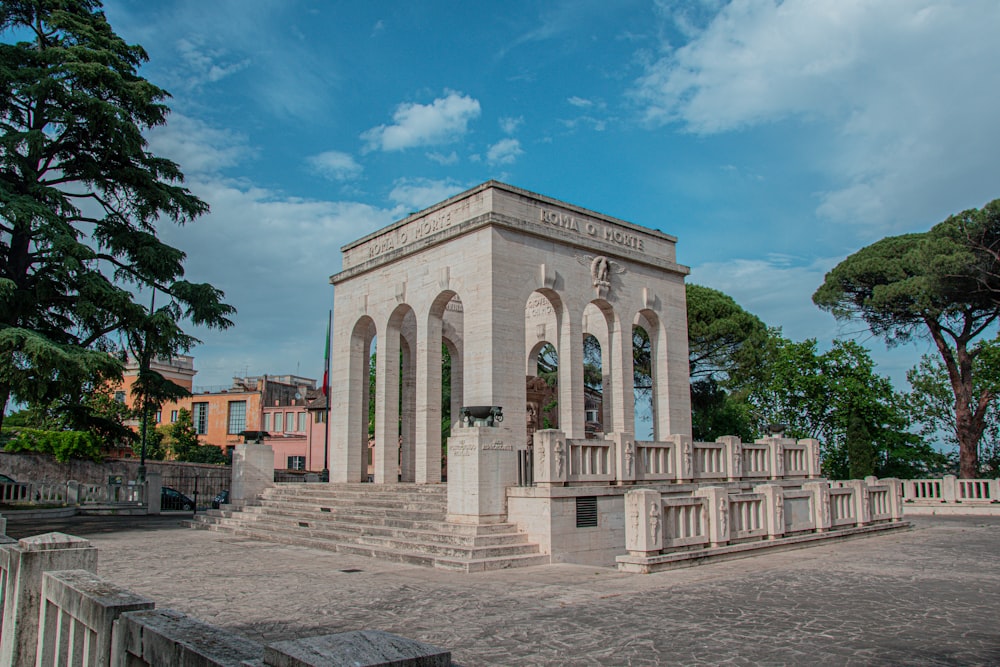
[{"x1": 116, "y1": 357, "x2": 327, "y2": 471}]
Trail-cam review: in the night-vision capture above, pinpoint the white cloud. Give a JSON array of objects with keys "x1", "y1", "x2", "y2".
[
  {"x1": 486, "y1": 138, "x2": 524, "y2": 166},
  {"x1": 427, "y1": 151, "x2": 459, "y2": 165},
  {"x1": 499, "y1": 116, "x2": 524, "y2": 134},
  {"x1": 307, "y1": 151, "x2": 363, "y2": 181},
  {"x1": 361, "y1": 92, "x2": 481, "y2": 152},
  {"x1": 176, "y1": 37, "x2": 250, "y2": 87},
  {"x1": 635, "y1": 0, "x2": 1000, "y2": 230},
  {"x1": 567, "y1": 96, "x2": 593, "y2": 108},
  {"x1": 389, "y1": 178, "x2": 467, "y2": 212},
  {"x1": 146, "y1": 114, "x2": 251, "y2": 175}
]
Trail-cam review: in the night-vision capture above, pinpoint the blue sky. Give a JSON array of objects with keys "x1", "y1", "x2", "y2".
[{"x1": 94, "y1": 0, "x2": 1000, "y2": 390}]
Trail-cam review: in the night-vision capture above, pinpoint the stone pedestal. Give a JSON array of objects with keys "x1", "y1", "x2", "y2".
[
  {"x1": 609, "y1": 432, "x2": 635, "y2": 484},
  {"x1": 624, "y1": 489, "x2": 662, "y2": 555},
  {"x1": 694, "y1": 486, "x2": 729, "y2": 546},
  {"x1": 804, "y1": 481, "x2": 832, "y2": 532},
  {"x1": 845, "y1": 479, "x2": 872, "y2": 526},
  {"x1": 145, "y1": 471, "x2": 163, "y2": 515},
  {"x1": 232, "y1": 443, "x2": 275, "y2": 502},
  {"x1": 882, "y1": 478, "x2": 904, "y2": 520},
  {"x1": 446, "y1": 426, "x2": 517, "y2": 524},
  {"x1": 533, "y1": 430, "x2": 568, "y2": 487},
  {"x1": 756, "y1": 484, "x2": 785, "y2": 539},
  {"x1": 801, "y1": 438, "x2": 822, "y2": 477},
  {"x1": 0, "y1": 533, "x2": 98, "y2": 666},
  {"x1": 719, "y1": 436, "x2": 742, "y2": 481},
  {"x1": 668, "y1": 434, "x2": 693, "y2": 482}
]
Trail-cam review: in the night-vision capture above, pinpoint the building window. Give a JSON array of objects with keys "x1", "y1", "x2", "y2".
[
  {"x1": 192, "y1": 402, "x2": 208, "y2": 435},
  {"x1": 263, "y1": 413, "x2": 271, "y2": 431},
  {"x1": 285, "y1": 412, "x2": 294, "y2": 432},
  {"x1": 114, "y1": 391, "x2": 126, "y2": 403},
  {"x1": 287, "y1": 456, "x2": 305, "y2": 471},
  {"x1": 227, "y1": 401, "x2": 247, "y2": 435},
  {"x1": 314, "y1": 411, "x2": 326, "y2": 424},
  {"x1": 298, "y1": 412, "x2": 307, "y2": 432},
  {"x1": 273, "y1": 413, "x2": 283, "y2": 433},
  {"x1": 586, "y1": 409, "x2": 599, "y2": 422},
  {"x1": 170, "y1": 410, "x2": 178, "y2": 423},
  {"x1": 154, "y1": 411, "x2": 161, "y2": 423}
]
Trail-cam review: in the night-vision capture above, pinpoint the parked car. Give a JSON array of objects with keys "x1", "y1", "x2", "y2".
[
  {"x1": 161, "y1": 486, "x2": 195, "y2": 511},
  {"x1": 211, "y1": 489, "x2": 230, "y2": 509}
]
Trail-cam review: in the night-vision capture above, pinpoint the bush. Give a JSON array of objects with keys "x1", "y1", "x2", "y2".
[{"x1": 3, "y1": 427, "x2": 103, "y2": 463}]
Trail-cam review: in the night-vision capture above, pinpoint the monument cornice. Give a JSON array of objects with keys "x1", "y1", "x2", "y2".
[{"x1": 330, "y1": 181, "x2": 689, "y2": 285}]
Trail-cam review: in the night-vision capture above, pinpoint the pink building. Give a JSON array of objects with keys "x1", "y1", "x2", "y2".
[{"x1": 258, "y1": 375, "x2": 328, "y2": 473}]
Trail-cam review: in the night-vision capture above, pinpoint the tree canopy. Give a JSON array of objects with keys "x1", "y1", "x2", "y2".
[
  {"x1": 0, "y1": 0, "x2": 235, "y2": 431},
  {"x1": 814, "y1": 199, "x2": 1000, "y2": 476}
]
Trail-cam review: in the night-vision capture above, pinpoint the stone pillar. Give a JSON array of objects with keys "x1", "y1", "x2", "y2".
[
  {"x1": 801, "y1": 438, "x2": 822, "y2": 478},
  {"x1": 719, "y1": 436, "x2": 742, "y2": 482},
  {"x1": 694, "y1": 486, "x2": 729, "y2": 546},
  {"x1": 844, "y1": 479, "x2": 871, "y2": 526},
  {"x1": 145, "y1": 471, "x2": 163, "y2": 515},
  {"x1": 415, "y1": 318, "x2": 443, "y2": 484},
  {"x1": 881, "y1": 478, "x2": 904, "y2": 520},
  {"x1": 558, "y1": 310, "x2": 586, "y2": 439},
  {"x1": 666, "y1": 433, "x2": 693, "y2": 482},
  {"x1": 374, "y1": 324, "x2": 401, "y2": 484},
  {"x1": 0, "y1": 533, "x2": 98, "y2": 666},
  {"x1": 606, "y1": 319, "x2": 635, "y2": 435},
  {"x1": 624, "y1": 489, "x2": 662, "y2": 555},
  {"x1": 768, "y1": 438, "x2": 786, "y2": 480},
  {"x1": 941, "y1": 474, "x2": 958, "y2": 503},
  {"x1": 610, "y1": 432, "x2": 636, "y2": 484},
  {"x1": 804, "y1": 481, "x2": 832, "y2": 532},
  {"x1": 399, "y1": 337, "x2": 417, "y2": 483},
  {"x1": 446, "y1": 426, "x2": 517, "y2": 524},
  {"x1": 533, "y1": 430, "x2": 568, "y2": 487},
  {"x1": 232, "y1": 443, "x2": 274, "y2": 502},
  {"x1": 756, "y1": 484, "x2": 785, "y2": 539}
]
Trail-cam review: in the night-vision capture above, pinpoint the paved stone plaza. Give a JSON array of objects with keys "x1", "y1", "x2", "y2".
[{"x1": 8, "y1": 514, "x2": 999, "y2": 665}]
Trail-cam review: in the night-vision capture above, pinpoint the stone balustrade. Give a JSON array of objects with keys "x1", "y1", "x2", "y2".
[
  {"x1": 901, "y1": 475, "x2": 999, "y2": 515},
  {"x1": 0, "y1": 532, "x2": 451, "y2": 667},
  {"x1": 0, "y1": 479, "x2": 146, "y2": 507},
  {"x1": 621, "y1": 478, "x2": 905, "y2": 565},
  {"x1": 534, "y1": 432, "x2": 822, "y2": 487}
]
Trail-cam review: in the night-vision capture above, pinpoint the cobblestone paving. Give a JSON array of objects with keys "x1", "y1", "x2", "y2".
[{"x1": 10, "y1": 515, "x2": 1000, "y2": 665}]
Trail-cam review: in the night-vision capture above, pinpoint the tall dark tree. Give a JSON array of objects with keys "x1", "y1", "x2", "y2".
[
  {"x1": 814, "y1": 200, "x2": 1000, "y2": 477},
  {"x1": 0, "y1": 0, "x2": 235, "y2": 430}
]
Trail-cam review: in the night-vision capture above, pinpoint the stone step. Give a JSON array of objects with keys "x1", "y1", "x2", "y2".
[
  {"x1": 243, "y1": 503, "x2": 446, "y2": 523},
  {"x1": 196, "y1": 511, "x2": 532, "y2": 548},
  {"x1": 185, "y1": 520, "x2": 549, "y2": 572},
  {"x1": 258, "y1": 496, "x2": 447, "y2": 513},
  {"x1": 265, "y1": 484, "x2": 447, "y2": 499}
]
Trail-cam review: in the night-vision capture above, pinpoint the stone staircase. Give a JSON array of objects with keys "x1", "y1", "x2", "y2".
[{"x1": 185, "y1": 483, "x2": 549, "y2": 572}]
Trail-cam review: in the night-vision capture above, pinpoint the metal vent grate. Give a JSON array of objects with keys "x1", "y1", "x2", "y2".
[{"x1": 576, "y1": 496, "x2": 598, "y2": 528}]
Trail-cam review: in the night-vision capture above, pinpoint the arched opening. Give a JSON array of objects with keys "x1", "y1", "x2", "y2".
[
  {"x1": 525, "y1": 289, "x2": 562, "y2": 446},
  {"x1": 349, "y1": 316, "x2": 376, "y2": 482},
  {"x1": 634, "y1": 310, "x2": 661, "y2": 440},
  {"x1": 422, "y1": 291, "x2": 463, "y2": 483}
]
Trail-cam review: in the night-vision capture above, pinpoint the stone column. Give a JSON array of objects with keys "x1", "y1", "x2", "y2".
[
  {"x1": 558, "y1": 309, "x2": 586, "y2": 439},
  {"x1": 668, "y1": 434, "x2": 693, "y2": 482},
  {"x1": 801, "y1": 438, "x2": 822, "y2": 478},
  {"x1": 719, "y1": 436, "x2": 743, "y2": 482},
  {"x1": 756, "y1": 484, "x2": 785, "y2": 539},
  {"x1": 694, "y1": 486, "x2": 729, "y2": 547},
  {"x1": 533, "y1": 430, "x2": 567, "y2": 487},
  {"x1": 625, "y1": 489, "x2": 662, "y2": 555},
  {"x1": 606, "y1": 318, "x2": 635, "y2": 435},
  {"x1": 0, "y1": 533, "x2": 98, "y2": 666},
  {"x1": 145, "y1": 471, "x2": 163, "y2": 515},
  {"x1": 804, "y1": 481, "x2": 832, "y2": 532},
  {"x1": 446, "y1": 425, "x2": 517, "y2": 524},
  {"x1": 232, "y1": 443, "x2": 274, "y2": 502},
  {"x1": 610, "y1": 432, "x2": 636, "y2": 484},
  {"x1": 399, "y1": 337, "x2": 417, "y2": 483},
  {"x1": 844, "y1": 479, "x2": 872, "y2": 526}
]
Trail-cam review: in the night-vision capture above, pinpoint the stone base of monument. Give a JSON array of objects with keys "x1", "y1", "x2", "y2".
[{"x1": 445, "y1": 426, "x2": 518, "y2": 525}]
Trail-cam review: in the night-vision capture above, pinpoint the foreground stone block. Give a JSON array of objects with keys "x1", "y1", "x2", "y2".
[
  {"x1": 232, "y1": 443, "x2": 275, "y2": 502},
  {"x1": 111, "y1": 608, "x2": 264, "y2": 666},
  {"x1": 0, "y1": 532, "x2": 98, "y2": 667},
  {"x1": 265, "y1": 630, "x2": 451, "y2": 667}
]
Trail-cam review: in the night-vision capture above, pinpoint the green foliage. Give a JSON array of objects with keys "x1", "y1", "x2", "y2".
[
  {"x1": 846, "y1": 410, "x2": 876, "y2": 479},
  {"x1": 687, "y1": 284, "x2": 771, "y2": 384},
  {"x1": 4, "y1": 426, "x2": 102, "y2": 462},
  {"x1": 133, "y1": 414, "x2": 165, "y2": 461},
  {"x1": 162, "y1": 408, "x2": 204, "y2": 462},
  {"x1": 0, "y1": 0, "x2": 234, "y2": 430},
  {"x1": 814, "y1": 199, "x2": 1000, "y2": 476},
  {"x1": 690, "y1": 378, "x2": 754, "y2": 442},
  {"x1": 743, "y1": 337, "x2": 937, "y2": 478}
]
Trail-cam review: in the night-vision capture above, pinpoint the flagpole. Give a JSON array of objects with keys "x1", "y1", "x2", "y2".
[{"x1": 322, "y1": 308, "x2": 331, "y2": 481}]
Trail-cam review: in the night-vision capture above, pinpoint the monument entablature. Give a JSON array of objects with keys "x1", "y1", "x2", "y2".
[{"x1": 334, "y1": 181, "x2": 689, "y2": 283}]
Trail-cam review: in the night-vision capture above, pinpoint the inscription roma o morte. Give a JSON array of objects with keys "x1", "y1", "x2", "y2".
[{"x1": 538, "y1": 209, "x2": 646, "y2": 252}]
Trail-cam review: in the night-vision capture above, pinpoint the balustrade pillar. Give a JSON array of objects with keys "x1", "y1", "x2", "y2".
[
  {"x1": 668, "y1": 434, "x2": 693, "y2": 482},
  {"x1": 804, "y1": 481, "x2": 832, "y2": 532},
  {"x1": 755, "y1": 484, "x2": 785, "y2": 539},
  {"x1": 624, "y1": 489, "x2": 662, "y2": 555},
  {"x1": 694, "y1": 486, "x2": 729, "y2": 546},
  {"x1": 719, "y1": 436, "x2": 742, "y2": 481},
  {"x1": 533, "y1": 430, "x2": 567, "y2": 487},
  {"x1": 610, "y1": 432, "x2": 636, "y2": 484}
]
